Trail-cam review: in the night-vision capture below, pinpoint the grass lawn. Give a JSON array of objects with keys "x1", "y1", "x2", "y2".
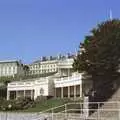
[{"x1": 24, "y1": 98, "x2": 76, "y2": 112}]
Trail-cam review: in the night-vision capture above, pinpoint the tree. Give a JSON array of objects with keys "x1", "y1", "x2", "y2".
[
  {"x1": 73, "y1": 19, "x2": 120, "y2": 100},
  {"x1": 23, "y1": 65, "x2": 29, "y2": 76}
]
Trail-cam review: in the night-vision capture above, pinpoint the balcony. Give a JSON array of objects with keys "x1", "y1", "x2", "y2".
[
  {"x1": 8, "y1": 77, "x2": 49, "y2": 91},
  {"x1": 58, "y1": 58, "x2": 74, "y2": 69},
  {"x1": 54, "y1": 73, "x2": 82, "y2": 88}
]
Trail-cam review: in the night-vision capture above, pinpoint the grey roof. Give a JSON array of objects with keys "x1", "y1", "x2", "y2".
[{"x1": 0, "y1": 60, "x2": 22, "y2": 65}]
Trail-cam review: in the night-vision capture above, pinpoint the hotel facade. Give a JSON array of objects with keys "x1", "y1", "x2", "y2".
[
  {"x1": 7, "y1": 55, "x2": 91, "y2": 100},
  {"x1": 0, "y1": 60, "x2": 24, "y2": 78},
  {"x1": 29, "y1": 59, "x2": 58, "y2": 75}
]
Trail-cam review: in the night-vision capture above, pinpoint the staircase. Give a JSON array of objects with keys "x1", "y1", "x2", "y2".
[
  {"x1": 89, "y1": 86, "x2": 120, "y2": 120},
  {"x1": 29, "y1": 85, "x2": 120, "y2": 120}
]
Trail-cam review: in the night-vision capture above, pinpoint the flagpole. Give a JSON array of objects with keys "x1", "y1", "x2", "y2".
[{"x1": 109, "y1": 9, "x2": 113, "y2": 20}]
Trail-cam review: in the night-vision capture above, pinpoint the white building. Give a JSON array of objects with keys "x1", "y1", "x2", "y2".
[
  {"x1": 54, "y1": 73, "x2": 82, "y2": 98},
  {"x1": 7, "y1": 55, "x2": 86, "y2": 100},
  {"x1": 29, "y1": 59, "x2": 58, "y2": 75},
  {"x1": 7, "y1": 72, "x2": 83, "y2": 100},
  {"x1": 58, "y1": 58, "x2": 74, "y2": 76},
  {"x1": 0, "y1": 60, "x2": 24, "y2": 77},
  {"x1": 7, "y1": 77, "x2": 54, "y2": 100},
  {"x1": 28, "y1": 55, "x2": 75, "y2": 76}
]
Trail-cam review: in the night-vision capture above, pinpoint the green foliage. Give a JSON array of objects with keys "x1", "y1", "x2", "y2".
[
  {"x1": 0, "y1": 97, "x2": 34, "y2": 111},
  {"x1": 73, "y1": 19, "x2": 120, "y2": 95},
  {"x1": 0, "y1": 87, "x2": 7, "y2": 99},
  {"x1": 24, "y1": 98, "x2": 73, "y2": 112},
  {"x1": 23, "y1": 65, "x2": 30, "y2": 76},
  {"x1": 0, "y1": 98, "x2": 82, "y2": 112},
  {"x1": 0, "y1": 76, "x2": 16, "y2": 85},
  {"x1": 0, "y1": 72, "x2": 57, "y2": 86},
  {"x1": 22, "y1": 72, "x2": 57, "y2": 80}
]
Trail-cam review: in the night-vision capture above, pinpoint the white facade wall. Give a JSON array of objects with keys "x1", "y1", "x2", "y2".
[
  {"x1": 29, "y1": 60, "x2": 58, "y2": 75},
  {"x1": 29, "y1": 58, "x2": 74, "y2": 77},
  {"x1": 54, "y1": 73, "x2": 82, "y2": 88},
  {"x1": 6, "y1": 57, "x2": 84, "y2": 100},
  {"x1": 48, "y1": 77, "x2": 55, "y2": 96},
  {"x1": 57, "y1": 58, "x2": 74, "y2": 76},
  {"x1": 7, "y1": 73, "x2": 83, "y2": 100},
  {"x1": 0, "y1": 60, "x2": 24, "y2": 77},
  {"x1": 7, "y1": 77, "x2": 54, "y2": 100},
  {"x1": 58, "y1": 58, "x2": 74, "y2": 69}
]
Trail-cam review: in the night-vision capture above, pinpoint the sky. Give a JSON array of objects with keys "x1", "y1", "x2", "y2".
[{"x1": 0, "y1": 0, "x2": 119, "y2": 63}]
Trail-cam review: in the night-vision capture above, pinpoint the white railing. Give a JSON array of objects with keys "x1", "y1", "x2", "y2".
[
  {"x1": 55, "y1": 75, "x2": 81, "y2": 82},
  {"x1": 1, "y1": 101, "x2": 120, "y2": 120},
  {"x1": 58, "y1": 59, "x2": 74, "y2": 68},
  {"x1": 8, "y1": 82, "x2": 33, "y2": 86},
  {"x1": 58, "y1": 62, "x2": 73, "y2": 65},
  {"x1": 35, "y1": 101, "x2": 120, "y2": 120},
  {"x1": 54, "y1": 75, "x2": 82, "y2": 87},
  {"x1": 8, "y1": 79, "x2": 48, "y2": 87}
]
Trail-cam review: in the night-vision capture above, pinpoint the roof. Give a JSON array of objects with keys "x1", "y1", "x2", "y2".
[{"x1": 0, "y1": 60, "x2": 21, "y2": 64}]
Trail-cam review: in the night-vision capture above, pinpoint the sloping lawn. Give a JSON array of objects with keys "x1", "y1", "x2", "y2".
[{"x1": 24, "y1": 98, "x2": 72, "y2": 112}]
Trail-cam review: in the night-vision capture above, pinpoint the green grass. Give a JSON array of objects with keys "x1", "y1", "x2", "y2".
[
  {"x1": 24, "y1": 98, "x2": 73, "y2": 112},
  {"x1": 0, "y1": 98, "x2": 82, "y2": 113}
]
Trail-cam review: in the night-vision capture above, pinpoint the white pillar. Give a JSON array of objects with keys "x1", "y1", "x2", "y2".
[
  {"x1": 68, "y1": 86, "x2": 70, "y2": 98},
  {"x1": 61, "y1": 87, "x2": 63, "y2": 98},
  {"x1": 16, "y1": 91, "x2": 18, "y2": 100},
  {"x1": 74, "y1": 85, "x2": 76, "y2": 99},
  {"x1": 80, "y1": 84, "x2": 82, "y2": 97},
  {"x1": 7, "y1": 90, "x2": 10, "y2": 100},
  {"x1": 24, "y1": 90, "x2": 25, "y2": 98},
  {"x1": 34, "y1": 88, "x2": 37, "y2": 100},
  {"x1": 54, "y1": 88, "x2": 56, "y2": 98},
  {"x1": 80, "y1": 79, "x2": 82, "y2": 98}
]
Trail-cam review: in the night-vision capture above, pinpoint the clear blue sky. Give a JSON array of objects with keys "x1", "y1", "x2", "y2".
[{"x1": 0, "y1": 0, "x2": 119, "y2": 63}]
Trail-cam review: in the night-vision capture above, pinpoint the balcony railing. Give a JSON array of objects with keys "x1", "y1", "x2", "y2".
[
  {"x1": 8, "y1": 82, "x2": 34, "y2": 87},
  {"x1": 58, "y1": 60, "x2": 73, "y2": 65},
  {"x1": 54, "y1": 74, "x2": 82, "y2": 87},
  {"x1": 55, "y1": 75, "x2": 81, "y2": 82},
  {"x1": 8, "y1": 79, "x2": 49, "y2": 87}
]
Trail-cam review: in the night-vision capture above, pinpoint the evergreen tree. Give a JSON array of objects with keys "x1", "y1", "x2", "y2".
[{"x1": 73, "y1": 19, "x2": 120, "y2": 99}]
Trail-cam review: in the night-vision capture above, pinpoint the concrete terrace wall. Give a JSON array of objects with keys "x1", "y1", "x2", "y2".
[{"x1": 0, "y1": 112, "x2": 47, "y2": 120}]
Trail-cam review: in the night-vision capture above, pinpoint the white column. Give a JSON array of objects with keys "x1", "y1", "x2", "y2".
[
  {"x1": 24, "y1": 90, "x2": 25, "y2": 98},
  {"x1": 34, "y1": 88, "x2": 37, "y2": 100},
  {"x1": 80, "y1": 79, "x2": 82, "y2": 98},
  {"x1": 16, "y1": 91, "x2": 18, "y2": 100},
  {"x1": 80, "y1": 84, "x2": 82, "y2": 97},
  {"x1": 68, "y1": 86, "x2": 70, "y2": 98},
  {"x1": 54, "y1": 88, "x2": 56, "y2": 98},
  {"x1": 74, "y1": 85, "x2": 76, "y2": 99},
  {"x1": 7, "y1": 90, "x2": 10, "y2": 100},
  {"x1": 61, "y1": 87, "x2": 63, "y2": 98}
]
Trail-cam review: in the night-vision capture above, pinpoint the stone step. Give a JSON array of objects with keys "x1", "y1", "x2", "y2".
[{"x1": 90, "y1": 86, "x2": 120, "y2": 120}]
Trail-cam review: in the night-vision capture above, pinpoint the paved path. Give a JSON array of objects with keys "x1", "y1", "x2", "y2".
[
  {"x1": 0, "y1": 112, "x2": 119, "y2": 120},
  {"x1": 0, "y1": 112, "x2": 48, "y2": 120}
]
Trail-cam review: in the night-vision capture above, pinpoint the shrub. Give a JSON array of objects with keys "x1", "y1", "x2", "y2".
[{"x1": 0, "y1": 97, "x2": 34, "y2": 111}]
